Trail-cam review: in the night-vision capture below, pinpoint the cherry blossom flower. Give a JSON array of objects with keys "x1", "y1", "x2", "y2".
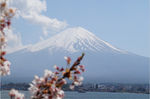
[
  {"x1": 9, "y1": 89, "x2": 24, "y2": 99},
  {"x1": 0, "y1": 60, "x2": 10, "y2": 76},
  {"x1": 44, "y1": 69, "x2": 54, "y2": 78},
  {"x1": 64, "y1": 56, "x2": 71, "y2": 65}
]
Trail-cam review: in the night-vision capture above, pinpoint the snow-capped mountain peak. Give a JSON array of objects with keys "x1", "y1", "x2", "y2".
[
  {"x1": 28, "y1": 27, "x2": 126, "y2": 53},
  {"x1": 5, "y1": 27, "x2": 148, "y2": 83}
]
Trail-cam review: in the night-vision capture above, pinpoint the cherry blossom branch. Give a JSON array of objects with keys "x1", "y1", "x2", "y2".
[
  {"x1": 0, "y1": 1, "x2": 24, "y2": 99},
  {"x1": 29, "y1": 53, "x2": 85, "y2": 99},
  {"x1": 0, "y1": 0, "x2": 15, "y2": 76}
]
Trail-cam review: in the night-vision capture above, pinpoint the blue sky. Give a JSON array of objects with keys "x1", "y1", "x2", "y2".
[{"x1": 10, "y1": 0, "x2": 149, "y2": 57}]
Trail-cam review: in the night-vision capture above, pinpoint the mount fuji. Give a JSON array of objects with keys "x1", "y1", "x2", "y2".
[{"x1": 3, "y1": 27, "x2": 149, "y2": 83}]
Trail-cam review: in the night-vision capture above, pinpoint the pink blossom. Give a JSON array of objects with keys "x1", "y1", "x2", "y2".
[
  {"x1": 0, "y1": 60, "x2": 11, "y2": 76},
  {"x1": 9, "y1": 89, "x2": 24, "y2": 99}
]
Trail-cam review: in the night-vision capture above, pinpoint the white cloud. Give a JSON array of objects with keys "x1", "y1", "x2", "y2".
[
  {"x1": 4, "y1": 0, "x2": 69, "y2": 53},
  {"x1": 4, "y1": 29, "x2": 23, "y2": 53},
  {"x1": 9, "y1": 0, "x2": 68, "y2": 36}
]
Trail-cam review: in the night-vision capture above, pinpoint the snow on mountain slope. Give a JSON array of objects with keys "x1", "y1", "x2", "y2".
[
  {"x1": 28, "y1": 27, "x2": 126, "y2": 54},
  {"x1": 4, "y1": 27, "x2": 149, "y2": 83}
]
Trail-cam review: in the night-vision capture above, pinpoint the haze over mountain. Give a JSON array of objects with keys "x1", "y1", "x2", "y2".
[{"x1": 3, "y1": 27, "x2": 149, "y2": 84}]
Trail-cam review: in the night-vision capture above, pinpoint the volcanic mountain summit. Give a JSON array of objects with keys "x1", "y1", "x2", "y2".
[
  {"x1": 28, "y1": 27, "x2": 125, "y2": 53},
  {"x1": 5, "y1": 27, "x2": 149, "y2": 83}
]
